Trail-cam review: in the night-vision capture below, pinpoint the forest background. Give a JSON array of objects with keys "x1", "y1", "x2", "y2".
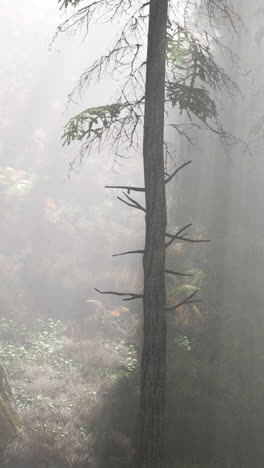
[{"x1": 1, "y1": 0, "x2": 264, "y2": 467}]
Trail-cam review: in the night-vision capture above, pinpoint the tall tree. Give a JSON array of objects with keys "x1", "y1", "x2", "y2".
[
  {"x1": 140, "y1": 1, "x2": 168, "y2": 465},
  {"x1": 56, "y1": 1, "x2": 242, "y2": 465}
]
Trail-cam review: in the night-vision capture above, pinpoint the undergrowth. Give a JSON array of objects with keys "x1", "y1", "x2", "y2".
[{"x1": 0, "y1": 315, "x2": 138, "y2": 467}]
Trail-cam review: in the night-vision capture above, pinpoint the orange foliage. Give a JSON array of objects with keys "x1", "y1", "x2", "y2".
[
  {"x1": 46, "y1": 199, "x2": 57, "y2": 210},
  {"x1": 108, "y1": 306, "x2": 129, "y2": 317},
  {"x1": 85, "y1": 299, "x2": 130, "y2": 318}
]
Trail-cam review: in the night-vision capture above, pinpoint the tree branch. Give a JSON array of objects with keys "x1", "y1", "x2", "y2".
[
  {"x1": 123, "y1": 294, "x2": 144, "y2": 302},
  {"x1": 165, "y1": 269, "x2": 193, "y2": 277},
  {"x1": 166, "y1": 291, "x2": 203, "y2": 311},
  {"x1": 117, "y1": 196, "x2": 139, "y2": 210},
  {"x1": 165, "y1": 224, "x2": 191, "y2": 247},
  {"x1": 117, "y1": 192, "x2": 146, "y2": 212},
  {"x1": 123, "y1": 192, "x2": 146, "y2": 211},
  {"x1": 165, "y1": 160, "x2": 192, "y2": 184},
  {"x1": 176, "y1": 237, "x2": 210, "y2": 244},
  {"x1": 112, "y1": 249, "x2": 144, "y2": 257},
  {"x1": 166, "y1": 224, "x2": 210, "y2": 247},
  {"x1": 95, "y1": 288, "x2": 143, "y2": 301},
  {"x1": 105, "y1": 185, "x2": 145, "y2": 193}
]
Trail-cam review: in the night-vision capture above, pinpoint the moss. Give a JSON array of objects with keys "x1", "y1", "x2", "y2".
[{"x1": 0, "y1": 365, "x2": 20, "y2": 454}]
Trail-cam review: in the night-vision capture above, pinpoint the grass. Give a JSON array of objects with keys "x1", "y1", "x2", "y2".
[{"x1": 1, "y1": 313, "x2": 139, "y2": 467}]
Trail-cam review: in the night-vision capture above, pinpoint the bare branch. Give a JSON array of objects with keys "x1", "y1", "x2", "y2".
[
  {"x1": 170, "y1": 122, "x2": 200, "y2": 147},
  {"x1": 176, "y1": 237, "x2": 210, "y2": 244},
  {"x1": 165, "y1": 161, "x2": 192, "y2": 184},
  {"x1": 165, "y1": 224, "x2": 191, "y2": 247},
  {"x1": 166, "y1": 224, "x2": 192, "y2": 239},
  {"x1": 117, "y1": 195, "x2": 145, "y2": 212},
  {"x1": 140, "y1": 2, "x2": 150, "y2": 9},
  {"x1": 201, "y1": 0, "x2": 242, "y2": 32},
  {"x1": 112, "y1": 249, "x2": 144, "y2": 257},
  {"x1": 166, "y1": 291, "x2": 202, "y2": 312},
  {"x1": 117, "y1": 196, "x2": 140, "y2": 210},
  {"x1": 95, "y1": 288, "x2": 143, "y2": 301},
  {"x1": 165, "y1": 269, "x2": 193, "y2": 278},
  {"x1": 123, "y1": 192, "x2": 146, "y2": 212},
  {"x1": 166, "y1": 224, "x2": 210, "y2": 247},
  {"x1": 105, "y1": 185, "x2": 145, "y2": 193},
  {"x1": 123, "y1": 294, "x2": 144, "y2": 302}
]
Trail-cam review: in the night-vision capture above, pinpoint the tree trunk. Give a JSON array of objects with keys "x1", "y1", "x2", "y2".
[
  {"x1": 140, "y1": 0, "x2": 169, "y2": 466},
  {"x1": 0, "y1": 365, "x2": 20, "y2": 456}
]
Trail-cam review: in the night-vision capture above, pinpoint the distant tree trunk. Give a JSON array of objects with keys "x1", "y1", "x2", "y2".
[
  {"x1": 140, "y1": 0, "x2": 169, "y2": 466},
  {"x1": 0, "y1": 365, "x2": 20, "y2": 456}
]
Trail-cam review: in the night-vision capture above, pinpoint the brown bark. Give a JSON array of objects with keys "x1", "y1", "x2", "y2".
[{"x1": 140, "y1": 0, "x2": 169, "y2": 466}]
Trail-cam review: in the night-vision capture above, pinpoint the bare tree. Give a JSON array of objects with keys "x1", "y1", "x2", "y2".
[{"x1": 55, "y1": 0, "x2": 243, "y2": 465}]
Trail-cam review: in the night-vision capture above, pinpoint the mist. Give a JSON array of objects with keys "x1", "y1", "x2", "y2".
[{"x1": 0, "y1": 1, "x2": 264, "y2": 467}]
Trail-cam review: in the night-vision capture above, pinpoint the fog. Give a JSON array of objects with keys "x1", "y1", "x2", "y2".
[
  {"x1": 0, "y1": 0, "x2": 145, "y2": 317},
  {"x1": 1, "y1": 1, "x2": 264, "y2": 467}
]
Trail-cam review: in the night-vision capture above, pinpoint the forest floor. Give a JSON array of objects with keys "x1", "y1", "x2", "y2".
[{"x1": 1, "y1": 306, "x2": 139, "y2": 468}]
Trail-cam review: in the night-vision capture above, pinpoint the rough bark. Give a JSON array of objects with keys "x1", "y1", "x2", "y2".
[
  {"x1": 0, "y1": 365, "x2": 20, "y2": 455},
  {"x1": 140, "y1": 0, "x2": 169, "y2": 466}
]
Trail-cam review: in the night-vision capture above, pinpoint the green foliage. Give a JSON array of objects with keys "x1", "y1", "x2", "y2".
[
  {"x1": 59, "y1": 0, "x2": 80, "y2": 8},
  {"x1": 0, "y1": 167, "x2": 32, "y2": 197},
  {"x1": 167, "y1": 267, "x2": 205, "y2": 312},
  {"x1": 174, "y1": 335, "x2": 192, "y2": 352},
  {"x1": 167, "y1": 25, "x2": 236, "y2": 122},
  {"x1": 168, "y1": 83, "x2": 217, "y2": 120},
  {"x1": 0, "y1": 318, "x2": 79, "y2": 384},
  {"x1": 167, "y1": 31, "x2": 191, "y2": 67},
  {"x1": 0, "y1": 317, "x2": 138, "y2": 412},
  {"x1": 45, "y1": 200, "x2": 79, "y2": 224},
  {"x1": 63, "y1": 104, "x2": 124, "y2": 147},
  {"x1": 114, "y1": 341, "x2": 138, "y2": 376},
  {"x1": 0, "y1": 314, "x2": 139, "y2": 465},
  {"x1": 168, "y1": 24, "x2": 234, "y2": 91},
  {"x1": 96, "y1": 340, "x2": 138, "y2": 381}
]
